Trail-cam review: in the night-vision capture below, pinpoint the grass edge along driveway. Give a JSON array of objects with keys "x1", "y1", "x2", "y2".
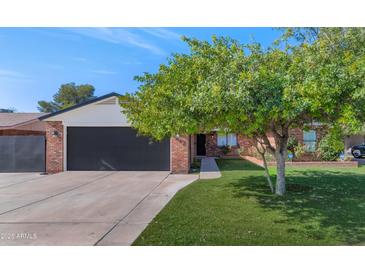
[{"x1": 134, "y1": 159, "x2": 365, "y2": 245}]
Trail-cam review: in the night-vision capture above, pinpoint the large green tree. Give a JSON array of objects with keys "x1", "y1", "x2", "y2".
[
  {"x1": 38, "y1": 83, "x2": 95, "y2": 113},
  {"x1": 286, "y1": 28, "x2": 365, "y2": 131},
  {"x1": 123, "y1": 28, "x2": 365, "y2": 195}
]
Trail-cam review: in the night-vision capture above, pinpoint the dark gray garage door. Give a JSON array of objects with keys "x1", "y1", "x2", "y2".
[
  {"x1": 67, "y1": 127, "x2": 170, "y2": 171},
  {"x1": 0, "y1": 136, "x2": 45, "y2": 172}
]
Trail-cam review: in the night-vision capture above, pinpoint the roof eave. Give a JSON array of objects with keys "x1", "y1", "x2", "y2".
[
  {"x1": 0, "y1": 117, "x2": 43, "y2": 129},
  {"x1": 39, "y1": 92, "x2": 121, "y2": 121}
]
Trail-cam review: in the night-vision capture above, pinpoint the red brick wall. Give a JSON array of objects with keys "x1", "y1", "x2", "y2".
[
  {"x1": 45, "y1": 121, "x2": 64, "y2": 173},
  {"x1": 171, "y1": 136, "x2": 190, "y2": 173},
  {"x1": 205, "y1": 132, "x2": 254, "y2": 157},
  {"x1": 290, "y1": 128, "x2": 303, "y2": 143},
  {"x1": 289, "y1": 126, "x2": 328, "y2": 161},
  {"x1": 237, "y1": 135, "x2": 256, "y2": 155},
  {"x1": 0, "y1": 129, "x2": 45, "y2": 136},
  {"x1": 14, "y1": 120, "x2": 46, "y2": 132},
  {"x1": 205, "y1": 132, "x2": 220, "y2": 156},
  {"x1": 203, "y1": 127, "x2": 328, "y2": 161},
  {"x1": 289, "y1": 126, "x2": 327, "y2": 145}
]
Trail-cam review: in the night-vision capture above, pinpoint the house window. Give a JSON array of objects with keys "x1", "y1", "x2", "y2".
[
  {"x1": 217, "y1": 133, "x2": 237, "y2": 146},
  {"x1": 303, "y1": 130, "x2": 317, "y2": 152}
]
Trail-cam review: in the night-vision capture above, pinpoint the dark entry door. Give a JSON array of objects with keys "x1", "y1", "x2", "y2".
[
  {"x1": 67, "y1": 127, "x2": 170, "y2": 171},
  {"x1": 0, "y1": 136, "x2": 45, "y2": 172},
  {"x1": 196, "y1": 134, "x2": 206, "y2": 156}
]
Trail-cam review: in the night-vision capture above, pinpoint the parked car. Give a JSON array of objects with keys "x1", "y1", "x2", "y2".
[{"x1": 351, "y1": 144, "x2": 365, "y2": 158}]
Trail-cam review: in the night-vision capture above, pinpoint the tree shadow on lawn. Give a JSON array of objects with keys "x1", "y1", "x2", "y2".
[
  {"x1": 230, "y1": 166, "x2": 365, "y2": 245},
  {"x1": 217, "y1": 159, "x2": 263, "y2": 171}
]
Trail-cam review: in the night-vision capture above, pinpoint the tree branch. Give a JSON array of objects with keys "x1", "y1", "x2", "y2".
[
  {"x1": 258, "y1": 134, "x2": 276, "y2": 155},
  {"x1": 252, "y1": 138, "x2": 274, "y2": 193}
]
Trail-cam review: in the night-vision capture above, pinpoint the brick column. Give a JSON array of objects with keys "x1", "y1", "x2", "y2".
[
  {"x1": 289, "y1": 128, "x2": 304, "y2": 144},
  {"x1": 45, "y1": 121, "x2": 64, "y2": 173},
  {"x1": 206, "y1": 132, "x2": 220, "y2": 157},
  {"x1": 237, "y1": 134, "x2": 256, "y2": 156},
  {"x1": 171, "y1": 135, "x2": 190, "y2": 174}
]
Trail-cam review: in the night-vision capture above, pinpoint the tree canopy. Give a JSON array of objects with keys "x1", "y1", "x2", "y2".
[
  {"x1": 38, "y1": 83, "x2": 96, "y2": 113},
  {"x1": 0, "y1": 108, "x2": 16, "y2": 113},
  {"x1": 123, "y1": 28, "x2": 365, "y2": 195}
]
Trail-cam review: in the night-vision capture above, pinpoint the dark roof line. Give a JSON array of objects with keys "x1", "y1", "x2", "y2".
[{"x1": 39, "y1": 92, "x2": 121, "y2": 120}]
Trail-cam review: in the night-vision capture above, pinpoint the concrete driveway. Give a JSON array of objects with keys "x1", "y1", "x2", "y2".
[{"x1": 0, "y1": 171, "x2": 197, "y2": 245}]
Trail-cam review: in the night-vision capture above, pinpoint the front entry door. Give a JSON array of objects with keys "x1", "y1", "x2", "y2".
[{"x1": 196, "y1": 134, "x2": 206, "y2": 156}]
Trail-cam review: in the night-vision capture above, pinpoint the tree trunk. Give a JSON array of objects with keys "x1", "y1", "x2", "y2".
[
  {"x1": 252, "y1": 138, "x2": 274, "y2": 193},
  {"x1": 275, "y1": 139, "x2": 287, "y2": 196},
  {"x1": 261, "y1": 153, "x2": 274, "y2": 193}
]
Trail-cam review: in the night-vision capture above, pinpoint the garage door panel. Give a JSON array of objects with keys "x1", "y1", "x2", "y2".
[
  {"x1": 0, "y1": 136, "x2": 45, "y2": 172},
  {"x1": 67, "y1": 127, "x2": 170, "y2": 171}
]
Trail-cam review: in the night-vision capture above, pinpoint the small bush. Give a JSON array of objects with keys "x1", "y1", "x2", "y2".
[
  {"x1": 317, "y1": 130, "x2": 344, "y2": 161},
  {"x1": 294, "y1": 144, "x2": 306, "y2": 159},
  {"x1": 220, "y1": 145, "x2": 231, "y2": 155},
  {"x1": 287, "y1": 136, "x2": 305, "y2": 159},
  {"x1": 287, "y1": 136, "x2": 298, "y2": 154},
  {"x1": 191, "y1": 158, "x2": 201, "y2": 169}
]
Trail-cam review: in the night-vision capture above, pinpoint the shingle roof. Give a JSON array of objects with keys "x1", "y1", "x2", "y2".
[{"x1": 0, "y1": 113, "x2": 46, "y2": 127}]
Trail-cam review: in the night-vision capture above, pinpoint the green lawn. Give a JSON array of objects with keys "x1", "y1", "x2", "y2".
[{"x1": 134, "y1": 159, "x2": 365, "y2": 245}]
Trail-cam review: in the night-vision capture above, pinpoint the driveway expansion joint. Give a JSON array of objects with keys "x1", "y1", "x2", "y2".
[
  {"x1": 93, "y1": 172, "x2": 171, "y2": 246},
  {"x1": 95, "y1": 173, "x2": 198, "y2": 246},
  {"x1": 0, "y1": 172, "x2": 116, "y2": 217},
  {"x1": 0, "y1": 171, "x2": 197, "y2": 246}
]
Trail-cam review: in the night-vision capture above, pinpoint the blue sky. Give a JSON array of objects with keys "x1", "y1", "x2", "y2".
[{"x1": 0, "y1": 28, "x2": 280, "y2": 112}]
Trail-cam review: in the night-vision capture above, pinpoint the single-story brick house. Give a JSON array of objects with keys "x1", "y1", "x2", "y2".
[
  {"x1": 0, "y1": 112, "x2": 47, "y2": 172},
  {"x1": 190, "y1": 126, "x2": 328, "y2": 162},
  {"x1": 192, "y1": 128, "x2": 363, "y2": 161},
  {"x1": 38, "y1": 92, "x2": 338, "y2": 174},
  {"x1": 0, "y1": 112, "x2": 46, "y2": 136},
  {"x1": 39, "y1": 93, "x2": 190, "y2": 174},
  {"x1": 1, "y1": 93, "x2": 363, "y2": 173}
]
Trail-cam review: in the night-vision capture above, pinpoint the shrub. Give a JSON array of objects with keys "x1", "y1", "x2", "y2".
[
  {"x1": 294, "y1": 144, "x2": 306, "y2": 159},
  {"x1": 287, "y1": 136, "x2": 306, "y2": 159},
  {"x1": 317, "y1": 130, "x2": 344, "y2": 161},
  {"x1": 191, "y1": 158, "x2": 201, "y2": 170},
  {"x1": 287, "y1": 136, "x2": 298, "y2": 154},
  {"x1": 220, "y1": 145, "x2": 231, "y2": 155}
]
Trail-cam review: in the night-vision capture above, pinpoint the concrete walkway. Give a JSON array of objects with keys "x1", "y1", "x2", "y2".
[{"x1": 200, "y1": 157, "x2": 221, "y2": 179}]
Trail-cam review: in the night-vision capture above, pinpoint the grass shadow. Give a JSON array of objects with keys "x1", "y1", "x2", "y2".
[
  {"x1": 228, "y1": 162, "x2": 365, "y2": 245},
  {"x1": 217, "y1": 158, "x2": 264, "y2": 171}
]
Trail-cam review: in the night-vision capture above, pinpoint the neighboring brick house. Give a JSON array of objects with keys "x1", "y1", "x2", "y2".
[
  {"x1": 0, "y1": 113, "x2": 46, "y2": 136},
  {"x1": 0, "y1": 113, "x2": 47, "y2": 172}
]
